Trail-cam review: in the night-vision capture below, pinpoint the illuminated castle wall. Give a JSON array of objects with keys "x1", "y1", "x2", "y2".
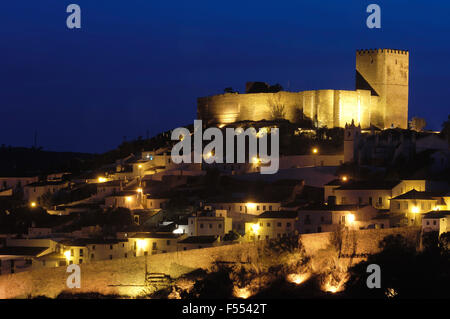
[{"x1": 198, "y1": 49, "x2": 409, "y2": 129}]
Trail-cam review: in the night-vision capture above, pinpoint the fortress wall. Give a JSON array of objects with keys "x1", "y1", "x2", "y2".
[
  {"x1": 0, "y1": 227, "x2": 420, "y2": 299},
  {"x1": 198, "y1": 89, "x2": 376, "y2": 128},
  {"x1": 198, "y1": 92, "x2": 305, "y2": 124},
  {"x1": 316, "y1": 90, "x2": 334, "y2": 128}
]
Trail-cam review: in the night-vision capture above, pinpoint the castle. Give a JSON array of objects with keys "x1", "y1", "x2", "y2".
[{"x1": 198, "y1": 49, "x2": 409, "y2": 129}]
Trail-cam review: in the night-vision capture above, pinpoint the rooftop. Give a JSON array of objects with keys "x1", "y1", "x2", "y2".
[
  {"x1": 335, "y1": 180, "x2": 400, "y2": 190},
  {"x1": 128, "y1": 232, "x2": 180, "y2": 239},
  {"x1": 0, "y1": 246, "x2": 48, "y2": 256},
  {"x1": 25, "y1": 180, "x2": 68, "y2": 187},
  {"x1": 178, "y1": 236, "x2": 218, "y2": 244},
  {"x1": 422, "y1": 211, "x2": 450, "y2": 219},
  {"x1": 391, "y1": 190, "x2": 445, "y2": 200},
  {"x1": 58, "y1": 238, "x2": 128, "y2": 246},
  {"x1": 257, "y1": 211, "x2": 298, "y2": 219}
]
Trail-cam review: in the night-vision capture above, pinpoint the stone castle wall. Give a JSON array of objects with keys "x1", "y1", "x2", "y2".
[
  {"x1": 198, "y1": 49, "x2": 408, "y2": 129},
  {"x1": 0, "y1": 226, "x2": 420, "y2": 298}
]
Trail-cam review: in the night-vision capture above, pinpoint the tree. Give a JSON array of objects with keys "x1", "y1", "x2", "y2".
[
  {"x1": 267, "y1": 95, "x2": 286, "y2": 120},
  {"x1": 38, "y1": 190, "x2": 54, "y2": 208},
  {"x1": 440, "y1": 115, "x2": 450, "y2": 145},
  {"x1": 223, "y1": 230, "x2": 241, "y2": 242},
  {"x1": 409, "y1": 117, "x2": 426, "y2": 132}
]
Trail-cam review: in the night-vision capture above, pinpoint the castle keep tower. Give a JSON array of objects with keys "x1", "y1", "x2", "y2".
[{"x1": 356, "y1": 49, "x2": 409, "y2": 129}]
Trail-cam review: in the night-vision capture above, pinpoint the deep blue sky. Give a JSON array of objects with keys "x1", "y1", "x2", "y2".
[{"x1": 1, "y1": 0, "x2": 449, "y2": 153}]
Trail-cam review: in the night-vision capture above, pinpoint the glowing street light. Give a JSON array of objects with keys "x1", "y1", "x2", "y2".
[
  {"x1": 126, "y1": 196, "x2": 133, "y2": 203},
  {"x1": 341, "y1": 176, "x2": 348, "y2": 182},
  {"x1": 98, "y1": 177, "x2": 107, "y2": 183},
  {"x1": 64, "y1": 250, "x2": 71, "y2": 260},
  {"x1": 347, "y1": 213, "x2": 355, "y2": 223},
  {"x1": 411, "y1": 206, "x2": 420, "y2": 214},
  {"x1": 136, "y1": 239, "x2": 147, "y2": 250},
  {"x1": 312, "y1": 147, "x2": 318, "y2": 154},
  {"x1": 30, "y1": 202, "x2": 37, "y2": 208},
  {"x1": 251, "y1": 223, "x2": 260, "y2": 234},
  {"x1": 136, "y1": 188, "x2": 143, "y2": 193},
  {"x1": 246, "y1": 202, "x2": 256, "y2": 209}
]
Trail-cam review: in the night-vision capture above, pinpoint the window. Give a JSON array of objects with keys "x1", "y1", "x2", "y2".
[
  {"x1": 378, "y1": 197, "x2": 382, "y2": 205},
  {"x1": 110, "y1": 245, "x2": 113, "y2": 250},
  {"x1": 79, "y1": 249, "x2": 83, "y2": 257},
  {"x1": 405, "y1": 202, "x2": 409, "y2": 209},
  {"x1": 218, "y1": 224, "x2": 222, "y2": 228},
  {"x1": 426, "y1": 221, "x2": 430, "y2": 225},
  {"x1": 70, "y1": 249, "x2": 74, "y2": 257},
  {"x1": 433, "y1": 221, "x2": 437, "y2": 226},
  {"x1": 269, "y1": 206, "x2": 272, "y2": 211},
  {"x1": 167, "y1": 240, "x2": 171, "y2": 245},
  {"x1": 257, "y1": 206, "x2": 260, "y2": 211},
  {"x1": 92, "y1": 245, "x2": 96, "y2": 251},
  {"x1": 287, "y1": 222, "x2": 291, "y2": 227},
  {"x1": 209, "y1": 224, "x2": 212, "y2": 229},
  {"x1": 267, "y1": 223, "x2": 271, "y2": 227},
  {"x1": 263, "y1": 205, "x2": 266, "y2": 211},
  {"x1": 124, "y1": 253, "x2": 128, "y2": 258},
  {"x1": 341, "y1": 197, "x2": 347, "y2": 204},
  {"x1": 369, "y1": 197, "x2": 373, "y2": 205},
  {"x1": 133, "y1": 241, "x2": 137, "y2": 250},
  {"x1": 91, "y1": 254, "x2": 94, "y2": 259},
  {"x1": 277, "y1": 222, "x2": 282, "y2": 227},
  {"x1": 397, "y1": 203, "x2": 400, "y2": 209},
  {"x1": 109, "y1": 255, "x2": 113, "y2": 260},
  {"x1": 318, "y1": 226, "x2": 322, "y2": 232},
  {"x1": 240, "y1": 206, "x2": 243, "y2": 212},
  {"x1": 79, "y1": 259, "x2": 83, "y2": 264},
  {"x1": 152, "y1": 242, "x2": 157, "y2": 250}
]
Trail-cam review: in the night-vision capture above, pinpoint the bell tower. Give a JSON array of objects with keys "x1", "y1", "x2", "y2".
[{"x1": 344, "y1": 120, "x2": 361, "y2": 163}]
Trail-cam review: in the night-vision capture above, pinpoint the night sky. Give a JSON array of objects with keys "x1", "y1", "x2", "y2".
[{"x1": 1, "y1": 0, "x2": 449, "y2": 153}]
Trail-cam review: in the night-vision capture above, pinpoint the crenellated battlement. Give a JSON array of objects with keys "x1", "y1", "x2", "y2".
[{"x1": 357, "y1": 48, "x2": 409, "y2": 55}]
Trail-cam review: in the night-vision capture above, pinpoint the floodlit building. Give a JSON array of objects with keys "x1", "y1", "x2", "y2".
[
  {"x1": 186, "y1": 210, "x2": 232, "y2": 237},
  {"x1": 389, "y1": 190, "x2": 448, "y2": 226},
  {"x1": 24, "y1": 180, "x2": 69, "y2": 203},
  {"x1": 244, "y1": 210, "x2": 298, "y2": 241},
  {"x1": 297, "y1": 204, "x2": 380, "y2": 233},
  {"x1": 128, "y1": 232, "x2": 184, "y2": 256},
  {"x1": 198, "y1": 49, "x2": 409, "y2": 130},
  {"x1": 421, "y1": 211, "x2": 450, "y2": 235}
]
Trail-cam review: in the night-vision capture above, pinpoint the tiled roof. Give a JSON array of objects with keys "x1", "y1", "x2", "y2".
[
  {"x1": 391, "y1": 190, "x2": 443, "y2": 200},
  {"x1": 258, "y1": 211, "x2": 298, "y2": 219},
  {"x1": 128, "y1": 232, "x2": 180, "y2": 239},
  {"x1": 0, "y1": 246, "x2": 48, "y2": 256},
  {"x1": 178, "y1": 236, "x2": 218, "y2": 244},
  {"x1": 336, "y1": 180, "x2": 400, "y2": 190},
  {"x1": 58, "y1": 238, "x2": 127, "y2": 246},
  {"x1": 422, "y1": 211, "x2": 450, "y2": 219}
]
